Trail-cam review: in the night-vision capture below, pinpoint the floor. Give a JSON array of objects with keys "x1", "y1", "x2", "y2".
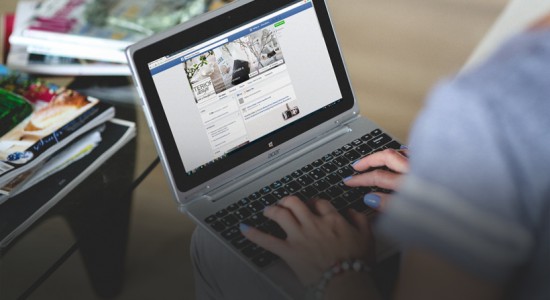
[{"x1": 1, "y1": 0, "x2": 507, "y2": 299}]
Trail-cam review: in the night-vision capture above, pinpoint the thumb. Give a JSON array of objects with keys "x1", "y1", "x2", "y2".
[{"x1": 363, "y1": 193, "x2": 390, "y2": 212}]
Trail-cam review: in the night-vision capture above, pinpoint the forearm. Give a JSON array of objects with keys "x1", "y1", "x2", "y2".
[{"x1": 324, "y1": 272, "x2": 382, "y2": 300}]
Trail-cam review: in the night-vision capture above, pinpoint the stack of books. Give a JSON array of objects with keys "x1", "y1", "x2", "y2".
[
  {"x1": 2, "y1": 0, "x2": 215, "y2": 76},
  {"x1": 0, "y1": 67, "x2": 135, "y2": 205}
]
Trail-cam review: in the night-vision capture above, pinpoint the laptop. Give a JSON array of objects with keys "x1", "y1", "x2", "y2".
[{"x1": 126, "y1": 0, "x2": 402, "y2": 298}]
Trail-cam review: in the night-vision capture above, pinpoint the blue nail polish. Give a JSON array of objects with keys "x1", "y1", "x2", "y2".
[
  {"x1": 239, "y1": 223, "x2": 250, "y2": 233},
  {"x1": 363, "y1": 194, "x2": 381, "y2": 209},
  {"x1": 343, "y1": 176, "x2": 353, "y2": 182},
  {"x1": 352, "y1": 160, "x2": 360, "y2": 168},
  {"x1": 400, "y1": 145, "x2": 408, "y2": 150}
]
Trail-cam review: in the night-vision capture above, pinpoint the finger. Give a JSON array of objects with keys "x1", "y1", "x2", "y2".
[
  {"x1": 309, "y1": 198, "x2": 338, "y2": 216},
  {"x1": 278, "y1": 196, "x2": 316, "y2": 225},
  {"x1": 352, "y1": 149, "x2": 409, "y2": 173},
  {"x1": 345, "y1": 169, "x2": 402, "y2": 190},
  {"x1": 347, "y1": 209, "x2": 371, "y2": 235},
  {"x1": 240, "y1": 223, "x2": 288, "y2": 257},
  {"x1": 530, "y1": 14, "x2": 550, "y2": 30},
  {"x1": 263, "y1": 205, "x2": 300, "y2": 236},
  {"x1": 363, "y1": 192, "x2": 391, "y2": 211}
]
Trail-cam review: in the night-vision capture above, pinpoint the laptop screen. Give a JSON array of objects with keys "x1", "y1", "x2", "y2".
[
  {"x1": 131, "y1": 0, "x2": 355, "y2": 192},
  {"x1": 148, "y1": 1, "x2": 341, "y2": 175}
]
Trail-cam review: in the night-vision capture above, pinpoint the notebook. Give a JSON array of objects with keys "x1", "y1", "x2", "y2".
[{"x1": 126, "y1": 0, "x2": 402, "y2": 297}]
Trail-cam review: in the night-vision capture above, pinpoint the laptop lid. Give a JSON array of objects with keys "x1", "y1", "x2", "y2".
[{"x1": 126, "y1": 0, "x2": 359, "y2": 205}]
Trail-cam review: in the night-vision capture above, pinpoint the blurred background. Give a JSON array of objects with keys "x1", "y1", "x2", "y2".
[{"x1": 0, "y1": 0, "x2": 507, "y2": 299}]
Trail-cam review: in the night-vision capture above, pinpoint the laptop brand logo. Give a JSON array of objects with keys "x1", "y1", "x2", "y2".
[{"x1": 268, "y1": 149, "x2": 280, "y2": 159}]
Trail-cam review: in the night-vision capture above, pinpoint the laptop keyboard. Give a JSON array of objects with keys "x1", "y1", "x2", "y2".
[{"x1": 204, "y1": 128, "x2": 402, "y2": 269}]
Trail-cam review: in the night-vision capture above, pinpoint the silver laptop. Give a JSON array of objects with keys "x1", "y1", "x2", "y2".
[{"x1": 126, "y1": 0, "x2": 401, "y2": 298}]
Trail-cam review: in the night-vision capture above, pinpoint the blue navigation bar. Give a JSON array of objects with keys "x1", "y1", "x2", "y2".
[{"x1": 150, "y1": 2, "x2": 313, "y2": 76}]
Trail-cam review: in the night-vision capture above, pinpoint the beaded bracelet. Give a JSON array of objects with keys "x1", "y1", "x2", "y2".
[{"x1": 306, "y1": 259, "x2": 371, "y2": 300}]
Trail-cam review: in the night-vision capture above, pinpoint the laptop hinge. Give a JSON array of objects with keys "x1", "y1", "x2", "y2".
[{"x1": 198, "y1": 122, "x2": 354, "y2": 202}]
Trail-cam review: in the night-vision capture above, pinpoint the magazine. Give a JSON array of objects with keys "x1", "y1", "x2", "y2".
[
  {"x1": 0, "y1": 69, "x2": 115, "y2": 192},
  {"x1": 7, "y1": 45, "x2": 131, "y2": 76},
  {"x1": 0, "y1": 119, "x2": 136, "y2": 248},
  {"x1": 9, "y1": 0, "x2": 209, "y2": 63}
]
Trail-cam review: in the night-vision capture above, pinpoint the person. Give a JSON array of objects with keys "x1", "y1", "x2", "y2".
[{"x1": 191, "y1": 15, "x2": 550, "y2": 300}]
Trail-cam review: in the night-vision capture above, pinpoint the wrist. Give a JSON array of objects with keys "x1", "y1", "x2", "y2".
[{"x1": 305, "y1": 259, "x2": 372, "y2": 300}]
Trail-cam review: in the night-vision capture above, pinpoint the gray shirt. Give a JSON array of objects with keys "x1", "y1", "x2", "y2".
[{"x1": 378, "y1": 28, "x2": 550, "y2": 299}]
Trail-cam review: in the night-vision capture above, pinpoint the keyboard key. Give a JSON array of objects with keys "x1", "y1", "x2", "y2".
[
  {"x1": 309, "y1": 169, "x2": 326, "y2": 180},
  {"x1": 281, "y1": 175, "x2": 293, "y2": 183},
  {"x1": 273, "y1": 188, "x2": 290, "y2": 199},
  {"x1": 238, "y1": 198, "x2": 250, "y2": 206},
  {"x1": 356, "y1": 144, "x2": 373, "y2": 156},
  {"x1": 336, "y1": 166, "x2": 354, "y2": 178},
  {"x1": 351, "y1": 139, "x2": 363, "y2": 146},
  {"x1": 211, "y1": 221, "x2": 225, "y2": 232},
  {"x1": 367, "y1": 134, "x2": 392, "y2": 149},
  {"x1": 293, "y1": 192, "x2": 307, "y2": 201},
  {"x1": 205, "y1": 215, "x2": 217, "y2": 223},
  {"x1": 322, "y1": 154, "x2": 334, "y2": 162},
  {"x1": 332, "y1": 149, "x2": 344, "y2": 157},
  {"x1": 263, "y1": 221, "x2": 287, "y2": 239},
  {"x1": 349, "y1": 199, "x2": 371, "y2": 213},
  {"x1": 302, "y1": 186, "x2": 318, "y2": 199},
  {"x1": 247, "y1": 201, "x2": 265, "y2": 213},
  {"x1": 291, "y1": 170, "x2": 303, "y2": 178},
  {"x1": 216, "y1": 209, "x2": 228, "y2": 218},
  {"x1": 242, "y1": 244, "x2": 264, "y2": 258},
  {"x1": 286, "y1": 181, "x2": 302, "y2": 193},
  {"x1": 260, "y1": 186, "x2": 272, "y2": 195},
  {"x1": 248, "y1": 213, "x2": 267, "y2": 226},
  {"x1": 301, "y1": 164, "x2": 314, "y2": 173},
  {"x1": 344, "y1": 150, "x2": 361, "y2": 161},
  {"x1": 341, "y1": 144, "x2": 353, "y2": 152},
  {"x1": 338, "y1": 181, "x2": 352, "y2": 191},
  {"x1": 321, "y1": 162, "x2": 338, "y2": 173},
  {"x1": 386, "y1": 141, "x2": 402, "y2": 150},
  {"x1": 317, "y1": 192, "x2": 331, "y2": 200},
  {"x1": 249, "y1": 192, "x2": 261, "y2": 200},
  {"x1": 326, "y1": 186, "x2": 344, "y2": 197},
  {"x1": 260, "y1": 194, "x2": 277, "y2": 206},
  {"x1": 313, "y1": 179, "x2": 330, "y2": 191},
  {"x1": 326, "y1": 173, "x2": 341, "y2": 185},
  {"x1": 361, "y1": 133, "x2": 373, "y2": 141},
  {"x1": 221, "y1": 227, "x2": 241, "y2": 240},
  {"x1": 330, "y1": 197, "x2": 347, "y2": 210},
  {"x1": 235, "y1": 208, "x2": 252, "y2": 220},
  {"x1": 227, "y1": 203, "x2": 239, "y2": 212},
  {"x1": 371, "y1": 129, "x2": 383, "y2": 136},
  {"x1": 221, "y1": 215, "x2": 239, "y2": 227},
  {"x1": 312, "y1": 159, "x2": 323, "y2": 167},
  {"x1": 297, "y1": 175, "x2": 314, "y2": 187},
  {"x1": 333, "y1": 156, "x2": 349, "y2": 168},
  {"x1": 231, "y1": 236, "x2": 252, "y2": 249},
  {"x1": 252, "y1": 251, "x2": 277, "y2": 268},
  {"x1": 270, "y1": 180, "x2": 283, "y2": 190}
]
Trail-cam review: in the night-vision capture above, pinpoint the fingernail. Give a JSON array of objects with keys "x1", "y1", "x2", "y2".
[
  {"x1": 363, "y1": 194, "x2": 381, "y2": 209},
  {"x1": 239, "y1": 223, "x2": 250, "y2": 233},
  {"x1": 343, "y1": 176, "x2": 353, "y2": 182},
  {"x1": 400, "y1": 145, "x2": 408, "y2": 150},
  {"x1": 352, "y1": 160, "x2": 360, "y2": 168}
]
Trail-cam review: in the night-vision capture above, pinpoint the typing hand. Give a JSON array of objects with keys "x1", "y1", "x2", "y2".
[
  {"x1": 241, "y1": 196, "x2": 374, "y2": 286},
  {"x1": 344, "y1": 148, "x2": 409, "y2": 211}
]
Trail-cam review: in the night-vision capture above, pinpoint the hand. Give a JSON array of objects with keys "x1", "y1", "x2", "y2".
[
  {"x1": 345, "y1": 148, "x2": 409, "y2": 210},
  {"x1": 241, "y1": 196, "x2": 374, "y2": 286},
  {"x1": 530, "y1": 13, "x2": 550, "y2": 30}
]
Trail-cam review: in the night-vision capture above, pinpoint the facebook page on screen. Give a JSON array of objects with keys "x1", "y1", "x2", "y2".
[{"x1": 148, "y1": 1, "x2": 342, "y2": 174}]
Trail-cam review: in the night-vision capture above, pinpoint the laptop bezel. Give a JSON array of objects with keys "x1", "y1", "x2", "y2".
[{"x1": 126, "y1": 0, "x2": 359, "y2": 201}]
